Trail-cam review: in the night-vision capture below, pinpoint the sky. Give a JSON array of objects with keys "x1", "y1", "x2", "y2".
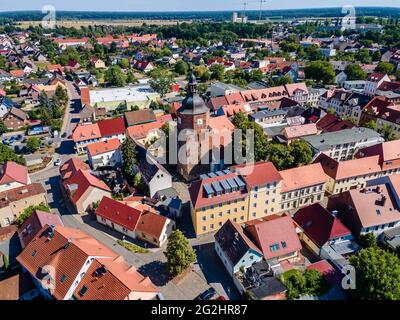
[{"x1": 1, "y1": 0, "x2": 399, "y2": 12}]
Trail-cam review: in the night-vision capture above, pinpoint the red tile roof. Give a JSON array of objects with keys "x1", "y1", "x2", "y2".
[
  {"x1": 233, "y1": 162, "x2": 282, "y2": 188},
  {"x1": 87, "y1": 138, "x2": 121, "y2": 157},
  {"x1": 283, "y1": 123, "x2": 318, "y2": 139},
  {"x1": 63, "y1": 169, "x2": 111, "y2": 205},
  {"x1": 0, "y1": 161, "x2": 29, "y2": 186},
  {"x1": 60, "y1": 158, "x2": 90, "y2": 180},
  {"x1": 316, "y1": 114, "x2": 355, "y2": 133},
  {"x1": 96, "y1": 197, "x2": 142, "y2": 231},
  {"x1": 280, "y1": 163, "x2": 327, "y2": 192},
  {"x1": 97, "y1": 117, "x2": 126, "y2": 137},
  {"x1": 294, "y1": 203, "x2": 352, "y2": 247},
  {"x1": 244, "y1": 215, "x2": 302, "y2": 260},
  {"x1": 136, "y1": 211, "x2": 169, "y2": 240}
]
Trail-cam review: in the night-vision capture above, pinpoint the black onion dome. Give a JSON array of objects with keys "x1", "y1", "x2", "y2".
[{"x1": 178, "y1": 74, "x2": 209, "y2": 115}]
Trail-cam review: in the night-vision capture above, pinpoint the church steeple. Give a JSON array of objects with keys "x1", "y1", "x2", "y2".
[{"x1": 177, "y1": 74, "x2": 209, "y2": 115}]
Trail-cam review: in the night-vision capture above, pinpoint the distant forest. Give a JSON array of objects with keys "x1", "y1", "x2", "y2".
[{"x1": 1, "y1": 7, "x2": 400, "y2": 22}]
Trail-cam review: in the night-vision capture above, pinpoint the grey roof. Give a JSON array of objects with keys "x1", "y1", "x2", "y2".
[
  {"x1": 135, "y1": 145, "x2": 170, "y2": 183},
  {"x1": 250, "y1": 109, "x2": 287, "y2": 121},
  {"x1": 382, "y1": 226, "x2": 400, "y2": 249},
  {"x1": 303, "y1": 127, "x2": 382, "y2": 151}
]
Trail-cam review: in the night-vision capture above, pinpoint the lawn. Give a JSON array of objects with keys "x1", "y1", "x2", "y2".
[{"x1": 117, "y1": 240, "x2": 149, "y2": 254}]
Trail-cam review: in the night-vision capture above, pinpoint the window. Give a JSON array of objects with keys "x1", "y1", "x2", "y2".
[
  {"x1": 210, "y1": 224, "x2": 214, "y2": 229},
  {"x1": 202, "y1": 216, "x2": 206, "y2": 221},
  {"x1": 281, "y1": 241, "x2": 287, "y2": 248},
  {"x1": 202, "y1": 226, "x2": 207, "y2": 231},
  {"x1": 269, "y1": 243, "x2": 280, "y2": 252},
  {"x1": 210, "y1": 214, "x2": 214, "y2": 219},
  {"x1": 31, "y1": 250, "x2": 37, "y2": 257},
  {"x1": 197, "y1": 119, "x2": 203, "y2": 126}
]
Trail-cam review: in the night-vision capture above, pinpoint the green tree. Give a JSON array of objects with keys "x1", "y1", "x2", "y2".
[
  {"x1": 26, "y1": 137, "x2": 41, "y2": 152},
  {"x1": 0, "y1": 120, "x2": 8, "y2": 134},
  {"x1": 305, "y1": 60, "x2": 335, "y2": 84},
  {"x1": 376, "y1": 62, "x2": 394, "y2": 75},
  {"x1": 350, "y1": 247, "x2": 400, "y2": 300},
  {"x1": 105, "y1": 65, "x2": 127, "y2": 87},
  {"x1": 289, "y1": 140, "x2": 313, "y2": 167},
  {"x1": 358, "y1": 233, "x2": 377, "y2": 249},
  {"x1": 364, "y1": 119, "x2": 377, "y2": 130},
  {"x1": 266, "y1": 143, "x2": 294, "y2": 170},
  {"x1": 149, "y1": 68, "x2": 174, "y2": 97},
  {"x1": 2, "y1": 254, "x2": 9, "y2": 269},
  {"x1": 164, "y1": 230, "x2": 196, "y2": 276},
  {"x1": 345, "y1": 64, "x2": 367, "y2": 80},
  {"x1": 0, "y1": 144, "x2": 25, "y2": 165},
  {"x1": 121, "y1": 135, "x2": 137, "y2": 183},
  {"x1": 118, "y1": 58, "x2": 130, "y2": 69},
  {"x1": 174, "y1": 60, "x2": 189, "y2": 76},
  {"x1": 17, "y1": 203, "x2": 50, "y2": 226},
  {"x1": 379, "y1": 124, "x2": 396, "y2": 141},
  {"x1": 126, "y1": 71, "x2": 138, "y2": 84},
  {"x1": 209, "y1": 64, "x2": 225, "y2": 81}
]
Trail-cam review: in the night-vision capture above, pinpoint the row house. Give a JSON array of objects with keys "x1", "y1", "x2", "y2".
[
  {"x1": 72, "y1": 117, "x2": 126, "y2": 154},
  {"x1": 364, "y1": 72, "x2": 390, "y2": 96},
  {"x1": 360, "y1": 96, "x2": 400, "y2": 139},
  {"x1": 303, "y1": 127, "x2": 384, "y2": 161},
  {"x1": 87, "y1": 138, "x2": 122, "y2": 170},
  {"x1": 96, "y1": 196, "x2": 175, "y2": 247}
]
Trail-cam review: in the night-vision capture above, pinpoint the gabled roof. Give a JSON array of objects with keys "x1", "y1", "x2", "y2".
[
  {"x1": 0, "y1": 161, "x2": 29, "y2": 186},
  {"x1": 72, "y1": 123, "x2": 102, "y2": 142},
  {"x1": 283, "y1": 123, "x2": 318, "y2": 139},
  {"x1": 233, "y1": 162, "x2": 282, "y2": 189},
  {"x1": 315, "y1": 153, "x2": 381, "y2": 180},
  {"x1": 356, "y1": 140, "x2": 400, "y2": 164},
  {"x1": 97, "y1": 117, "x2": 126, "y2": 137},
  {"x1": 124, "y1": 109, "x2": 156, "y2": 126},
  {"x1": 60, "y1": 158, "x2": 90, "y2": 181},
  {"x1": 316, "y1": 114, "x2": 354, "y2": 133},
  {"x1": 215, "y1": 219, "x2": 262, "y2": 266},
  {"x1": 136, "y1": 211, "x2": 169, "y2": 240},
  {"x1": 280, "y1": 163, "x2": 327, "y2": 192},
  {"x1": 294, "y1": 203, "x2": 352, "y2": 247},
  {"x1": 16, "y1": 225, "x2": 117, "y2": 300},
  {"x1": 64, "y1": 169, "x2": 111, "y2": 205},
  {"x1": 87, "y1": 138, "x2": 121, "y2": 157},
  {"x1": 244, "y1": 215, "x2": 302, "y2": 260},
  {"x1": 7, "y1": 106, "x2": 28, "y2": 120}
]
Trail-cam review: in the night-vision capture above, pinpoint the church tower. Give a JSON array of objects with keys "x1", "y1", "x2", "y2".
[{"x1": 176, "y1": 74, "x2": 210, "y2": 181}]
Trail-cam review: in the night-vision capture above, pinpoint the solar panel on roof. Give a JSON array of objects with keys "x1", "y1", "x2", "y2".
[
  {"x1": 223, "y1": 169, "x2": 232, "y2": 174},
  {"x1": 212, "y1": 181, "x2": 223, "y2": 194},
  {"x1": 215, "y1": 171, "x2": 224, "y2": 176},
  {"x1": 234, "y1": 176, "x2": 246, "y2": 189},
  {"x1": 220, "y1": 179, "x2": 231, "y2": 192},
  {"x1": 200, "y1": 174, "x2": 208, "y2": 180},
  {"x1": 208, "y1": 173, "x2": 217, "y2": 178},
  {"x1": 204, "y1": 184, "x2": 214, "y2": 196}
]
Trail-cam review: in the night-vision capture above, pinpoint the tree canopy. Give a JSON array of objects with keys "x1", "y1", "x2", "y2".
[{"x1": 164, "y1": 230, "x2": 196, "y2": 276}]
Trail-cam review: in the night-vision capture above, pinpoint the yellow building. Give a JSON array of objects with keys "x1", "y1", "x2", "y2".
[{"x1": 189, "y1": 171, "x2": 250, "y2": 236}]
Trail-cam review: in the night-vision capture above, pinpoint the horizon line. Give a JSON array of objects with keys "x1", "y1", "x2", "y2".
[{"x1": 1, "y1": 5, "x2": 400, "y2": 14}]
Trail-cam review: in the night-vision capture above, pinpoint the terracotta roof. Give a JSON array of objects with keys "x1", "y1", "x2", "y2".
[
  {"x1": 0, "y1": 161, "x2": 29, "y2": 186},
  {"x1": 124, "y1": 109, "x2": 156, "y2": 126},
  {"x1": 16, "y1": 225, "x2": 117, "y2": 300},
  {"x1": 215, "y1": 219, "x2": 262, "y2": 265},
  {"x1": 18, "y1": 210, "x2": 64, "y2": 248},
  {"x1": 280, "y1": 163, "x2": 327, "y2": 192},
  {"x1": 233, "y1": 162, "x2": 282, "y2": 188},
  {"x1": 225, "y1": 92, "x2": 244, "y2": 105},
  {"x1": 208, "y1": 115, "x2": 235, "y2": 133},
  {"x1": 96, "y1": 197, "x2": 142, "y2": 231},
  {"x1": 315, "y1": 153, "x2": 381, "y2": 180},
  {"x1": 60, "y1": 158, "x2": 90, "y2": 180},
  {"x1": 0, "y1": 183, "x2": 46, "y2": 209},
  {"x1": 97, "y1": 117, "x2": 126, "y2": 137},
  {"x1": 8, "y1": 106, "x2": 28, "y2": 120},
  {"x1": 367, "y1": 72, "x2": 387, "y2": 82},
  {"x1": 73, "y1": 256, "x2": 158, "y2": 300},
  {"x1": 294, "y1": 203, "x2": 352, "y2": 247},
  {"x1": 63, "y1": 169, "x2": 111, "y2": 205},
  {"x1": 284, "y1": 83, "x2": 308, "y2": 96},
  {"x1": 136, "y1": 211, "x2": 169, "y2": 240},
  {"x1": 72, "y1": 123, "x2": 101, "y2": 142},
  {"x1": 127, "y1": 120, "x2": 164, "y2": 140},
  {"x1": 10, "y1": 69, "x2": 25, "y2": 78},
  {"x1": 80, "y1": 87, "x2": 90, "y2": 105},
  {"x1": 87, "y1": 138, "x2": 121, "y2": 157},
  {"x1": 208, "y1": 96, "x2": 228, "y2": 111},
  {"x1": 244, "y1": 215, "x2": 302, "y2": 260},
  {"x1": 356, "y1": 140, "x2": 400, "y2": 171},
  {"x1": 283, "y1": 123, "x2": 318, "y2": 139},
  {"x1": 54, "y1": 37, "x2": 89, "y2": 44}
]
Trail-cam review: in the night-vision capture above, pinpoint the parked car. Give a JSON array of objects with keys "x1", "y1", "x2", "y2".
[
  {"x1": 54, "y1": 159, "x2": 62, "y2": 166},
  {"x1": 194, "y1": 288, "x2": 216, "y2": 300},
  {"x1": 214, "y1": 296, "x2": 226, "y2": 300}
]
